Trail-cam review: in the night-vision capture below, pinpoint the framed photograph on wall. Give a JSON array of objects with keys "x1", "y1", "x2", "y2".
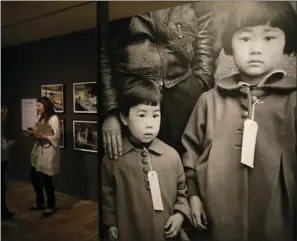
[
  {"x1": 41, "y1": 84, "x2": 64, "y2": 113},
  {"x1": 59, "y1": 119, "x2": 65, "y2": 148},
  {"x1": 73, "y1": 120, "x2": 97, "y2": 153},
  {"x1": 73, "y1": 82, "x2": 97, "y2": 113}
]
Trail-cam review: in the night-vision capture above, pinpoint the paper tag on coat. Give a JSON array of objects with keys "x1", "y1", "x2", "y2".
[
  {"x1": 241, "y1": 119, "x2": 258, "y2": 168},
  {"x1": 148, "y1": 171, "x2": 164, "y2": 211}
]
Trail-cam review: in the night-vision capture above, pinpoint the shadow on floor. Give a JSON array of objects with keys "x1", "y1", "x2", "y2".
[{"x1": 1, "y1": 179, "x2": 98, "y2": 241}]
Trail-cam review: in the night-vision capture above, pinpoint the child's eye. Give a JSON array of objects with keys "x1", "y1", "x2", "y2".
[
  {"x1": 138, "y1": 114, "x2": 145, "y2": 118},
  {"x1": 153, "y1": 114, "x2": 160, "y2": 118},
  {"x1": 264, "y1": 36, "x2": 276, "y2": 41},
  {"x1": 240, "y1": 37, "x2": 250, "y2": 42}
]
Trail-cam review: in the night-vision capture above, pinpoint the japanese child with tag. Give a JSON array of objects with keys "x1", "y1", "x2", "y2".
[
  {"x1": 101, "y1": 78, "x2": 191, "y2": 241},
  {"x1": 181, "y1": 2, "x2": 297, "y2": 241}
]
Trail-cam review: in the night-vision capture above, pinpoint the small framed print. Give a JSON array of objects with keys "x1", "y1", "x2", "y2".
[
  {"x1": 73, "y1": 120, "x2": 97, "y2": 153},
  {"x1": 41, "y1": 84, "x2": 64, "y2": 113},
  {"x1": 73, "y1": 82, "x2": 97, "y2": 114}
]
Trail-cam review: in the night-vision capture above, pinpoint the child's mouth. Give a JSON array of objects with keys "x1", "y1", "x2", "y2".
[{"x1": 248, "y1": 59, "x2": 263, "y2": 63}]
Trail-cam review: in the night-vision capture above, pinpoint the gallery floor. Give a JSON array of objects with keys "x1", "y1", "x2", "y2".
[{"x1": 1, "y1": 179, "x2": 98, "y2": 241}]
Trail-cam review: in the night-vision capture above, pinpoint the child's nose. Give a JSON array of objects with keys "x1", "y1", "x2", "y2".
[
  {"x1": 145, "y1": 120, "x2": 153, "y2": 128},
  {"x1": 250, "y1": 40, "x2": 262, "y2": 54},
  {"x1": 146, "y1": 123, "x2": 153, "y2": 128}
]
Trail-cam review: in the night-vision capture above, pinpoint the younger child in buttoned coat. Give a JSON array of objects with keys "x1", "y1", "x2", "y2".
[{"x1": 101, "y1": 78, "x2": 191, "y2": 241}]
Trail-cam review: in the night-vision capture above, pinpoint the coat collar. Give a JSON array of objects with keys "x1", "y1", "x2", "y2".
[
  {"x1": 217, "y1": 70, "x2": 296, "y2": 91},
  {"x1": 122, "y1": 136, "x2": 163, "y2": 155}
]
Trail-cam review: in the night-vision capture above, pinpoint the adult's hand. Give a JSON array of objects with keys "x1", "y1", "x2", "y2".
[
  {"x1": 189, "y1": 195, "x2": 208, "y2": 230},
  {"x1": 35, "y1": 132, "x2": 47, "y2": 139},
  {"x1": 108, "y1": 226, "x2": 119, "y2": 241},
  {"x1": 102, "y1": 114, "x2": 122, "y2": 160}
]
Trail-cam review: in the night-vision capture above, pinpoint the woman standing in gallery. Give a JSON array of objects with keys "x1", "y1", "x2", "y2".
[{"x1": 26, "y1": 97, "x2": 61, "y2": 218}]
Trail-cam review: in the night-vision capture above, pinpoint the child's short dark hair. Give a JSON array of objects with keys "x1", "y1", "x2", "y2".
[
  {"x1": 119, "y1": 77, "x2": 162, "y2": 116},
  {"x1": 222, "y1": 2, "x2": 297, "y2": 56}
]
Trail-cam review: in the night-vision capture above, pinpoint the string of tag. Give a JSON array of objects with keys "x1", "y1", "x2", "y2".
[
  {"x1": 144, "y1": 147, "x2": 153, "y2": 171},
  {"x1": 251, "y1": 99, "x2": 264, "y2": 121}
]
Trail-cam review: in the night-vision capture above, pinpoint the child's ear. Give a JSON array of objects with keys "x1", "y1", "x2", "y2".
[{"x1": 120, "y1": 112, "x2": 128, "y2": 126}]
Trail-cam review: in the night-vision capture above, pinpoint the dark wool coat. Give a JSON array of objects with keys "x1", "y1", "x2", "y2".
[
  {"x1": 182, "y1": 71, "x2": 296, "y2": 241},
  {"x1": 102, "y1": 137, "x2": 191, "y2": 241}
]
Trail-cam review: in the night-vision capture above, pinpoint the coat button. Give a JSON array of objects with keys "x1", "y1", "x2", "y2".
[
  {"x1": 242, "y1": 111, "x2": 249, "y2": 118},
  {"x1": 142, "y1": 159, "x2": 148, "y2": 165},
  {"x1": 144, "y1": 175, "x2": 149, "y2": 182},
  {"x1": 252, "y1": 96, "x2": 258, "y2": 103},
  {"x1": 146, "y1": 184, "x2": 150, "y2": 191},
  {"x1": 143, "y1": 166, "x2": 149, "y2": 174},
  {"x1": 141, "y1": 151, "x2": 147, "y2": 157}
]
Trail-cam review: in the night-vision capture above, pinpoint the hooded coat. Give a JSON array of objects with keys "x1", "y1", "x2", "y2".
[{"x1": 182, "y1": 71, "x2": 296, "y2": 241}]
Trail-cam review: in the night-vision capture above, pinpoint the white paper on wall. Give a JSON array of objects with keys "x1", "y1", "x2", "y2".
[{"x1": 21, "y1": 99, "x2": 37, "y2": 130}]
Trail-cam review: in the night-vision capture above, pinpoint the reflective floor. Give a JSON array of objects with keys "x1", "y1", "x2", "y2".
[{"x1": 1, "y1": 179, "x2": 98, "y2": 241}]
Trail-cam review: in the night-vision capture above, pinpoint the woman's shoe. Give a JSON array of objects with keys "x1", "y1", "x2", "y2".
[
  {"x1": 28, "y1": 205, "x2": 45, "y2": 211},
  {"x1": 41, "y1": 208, "x2": 56, "y2": 218}
]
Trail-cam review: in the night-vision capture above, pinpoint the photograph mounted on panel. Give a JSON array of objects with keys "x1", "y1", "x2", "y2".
[
  {"x1": 41, "y1": 84, "x2": 64, "y2": 113},
  {"x1": 60, "y1": 119, "x2": 65, "y2": 148},
  {"x1": 73, "y1": 120, "x2": 97, "y2": 153},
  {"x1": 99, "y1": 2, "x2": 297, "y2": 241},
  {"x1": 73, "y1": 82, "x2": 97, "y2": 113}
]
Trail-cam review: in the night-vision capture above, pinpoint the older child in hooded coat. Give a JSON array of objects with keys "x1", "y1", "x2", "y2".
[{"x1": 182, "y1": 2, "x2": 297, "y2": 241}]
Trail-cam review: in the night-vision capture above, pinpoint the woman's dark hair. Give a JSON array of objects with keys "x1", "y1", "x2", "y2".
[
  {"x1": 37, "y1": 96, "x2": 56, "y2": 118},
  {"x1": 119, "y1": 77, "x2": 162, "y2": 116},
  {"x1": 222, "y1": 1, "x2": 297, "y2": 56}
]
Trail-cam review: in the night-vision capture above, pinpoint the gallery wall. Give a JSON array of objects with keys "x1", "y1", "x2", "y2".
[{"x1": 1, "y1": 28, "x2": 98, "y2": 201}]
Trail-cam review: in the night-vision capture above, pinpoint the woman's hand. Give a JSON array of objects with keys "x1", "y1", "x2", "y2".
[
  {"x1": 35, "y1": 132, "x2": 49, "y2": 140},
  {"x1": 35, "y1": 132, "x2": 45, "y2": 138}
]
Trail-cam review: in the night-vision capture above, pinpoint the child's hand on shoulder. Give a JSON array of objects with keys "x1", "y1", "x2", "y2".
[
  {"x1": 164, "y1": 212, "x2": 184, "y2": 239},
  {"x1": 108, "y1": 226, "x2": 118, "y2": 241}
]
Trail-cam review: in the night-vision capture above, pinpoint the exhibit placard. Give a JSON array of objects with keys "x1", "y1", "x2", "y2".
[{"x1": 21, "y1": 99, "x2": 37, "y2": 130}]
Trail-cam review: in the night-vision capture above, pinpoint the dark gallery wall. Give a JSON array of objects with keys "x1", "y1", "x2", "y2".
[{"x1": 1, "y1": 28, "x2": 98, "y2": 201}]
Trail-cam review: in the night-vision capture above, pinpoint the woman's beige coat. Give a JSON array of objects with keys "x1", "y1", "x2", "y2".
[{"x1": 31, "y1": 115, "x2": 61, "y2": 176}]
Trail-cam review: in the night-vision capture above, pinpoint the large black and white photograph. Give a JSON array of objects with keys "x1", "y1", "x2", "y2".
[
  {"x1": 41, "y1": 84, "x2": 64, "y2": 113},
  {"x1": 73, "y1": 120, "x2": 97, "y2": 153},
  {"x1": 100, "y1": 2, "x2": 297, "y2": 241},
  {"x1": 73, "y1": 82, "x2": 97, "y2": 113}
]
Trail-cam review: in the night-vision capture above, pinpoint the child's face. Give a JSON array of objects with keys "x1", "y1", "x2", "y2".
[
  {"x1": 121, "y1": 103, "x2": 161, "y2": 144},
  {"x1": 232, "y1": 24, "x2": 285, "y2": 79}
]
